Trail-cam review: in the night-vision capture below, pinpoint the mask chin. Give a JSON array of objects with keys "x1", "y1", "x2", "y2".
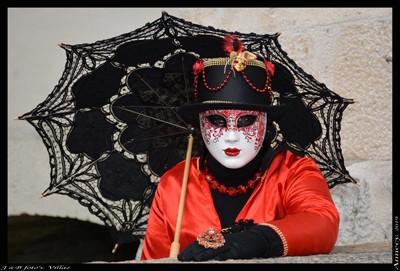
[{"x1": 212, "y1": 153, "x2": 261, "y2": 169}]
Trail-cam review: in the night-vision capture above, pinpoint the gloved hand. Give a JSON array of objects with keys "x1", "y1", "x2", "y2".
[{"x1": 177, "y1": 226, "x2": 268, "y2": 262}]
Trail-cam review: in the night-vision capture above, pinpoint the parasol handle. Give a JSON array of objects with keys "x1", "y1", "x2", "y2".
[{"x1": 169, "y1": 133, "x2": 194, "y2": 258}]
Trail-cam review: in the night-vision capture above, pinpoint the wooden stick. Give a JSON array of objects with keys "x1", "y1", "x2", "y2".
[{"x1": 169, "y1": 133, "x2": 194, "y2": 258}]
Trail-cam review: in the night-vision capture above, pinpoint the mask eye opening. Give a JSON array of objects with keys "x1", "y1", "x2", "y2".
[
  {"x1": 237, "y1": 115, "x2": 257, "y2": 127},
  {"x1": 206, "y1": 115, "x2": 227, "y2": 127}
]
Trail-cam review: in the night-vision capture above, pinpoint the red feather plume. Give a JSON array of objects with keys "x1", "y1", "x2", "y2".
[
  {"x1": 265, "y1": 60, "x2": 275, "y2": 76},
  {"x1": 192, "y1": 59, "x2": 203, "y2": 75},
  {"x1": 223, "y1": 35, "x2": 243, "y2": 56}
]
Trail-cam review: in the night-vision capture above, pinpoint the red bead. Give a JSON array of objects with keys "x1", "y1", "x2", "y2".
[
  {"x1": 254, "y1": 171, "x2": 262, "y2": 182},
  {"x1": 218, "y1": 185, "x2": 227, "y2": 195},
  {"x1": 210, "y1": 180, "x2": 220, "y2": 190},
  {"x1": 247, "y1": 179, "x2": 256, "y2": 189},
  {"x1": 227, "y1": 187, "x2": 237, "y2": 197},
  {"x1": 205, "y1": 174, "x2": 214, "y2": 182},
  {"x1": 237, "y1": 185, "x2": 247, "y2": 194}
]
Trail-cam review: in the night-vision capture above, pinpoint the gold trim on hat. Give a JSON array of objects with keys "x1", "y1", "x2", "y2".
[
  {"x1": 201, "y1": 100, "x2": 235, "y2": 104},
  {"x1": 203, "y1": 57, "x2": 265, "y2": 69}
]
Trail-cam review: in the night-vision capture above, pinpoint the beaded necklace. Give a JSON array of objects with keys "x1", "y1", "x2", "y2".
[{"x1": 203, "y1": 160, "x2": 262, "y2": 197}]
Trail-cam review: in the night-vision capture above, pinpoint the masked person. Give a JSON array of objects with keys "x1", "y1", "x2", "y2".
[{"x1": 140, "y1": 35, "x2": 340, "y2": 261}]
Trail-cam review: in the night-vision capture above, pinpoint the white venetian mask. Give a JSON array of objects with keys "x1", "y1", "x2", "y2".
[{"x1": 199, "y1": 109, "x2": 267, "y2": 169}]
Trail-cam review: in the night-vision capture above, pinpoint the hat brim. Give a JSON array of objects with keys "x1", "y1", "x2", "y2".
[{"x1": 178, "y1": 102, "x2": 286, "y2": 126}]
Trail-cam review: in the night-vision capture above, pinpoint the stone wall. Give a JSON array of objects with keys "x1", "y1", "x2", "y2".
[{"x1": 332, "y1": 160, "x2": 392, "y2": 245}]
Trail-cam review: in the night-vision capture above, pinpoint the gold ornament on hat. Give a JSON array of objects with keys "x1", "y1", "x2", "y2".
[
  {"x1": 230, "y1": 50, "x2": 258, "y2": 72},
  {"x1": 223, "y1": 34, "x2": 258, "y2": 72}
]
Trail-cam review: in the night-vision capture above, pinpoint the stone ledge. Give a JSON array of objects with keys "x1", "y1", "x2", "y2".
[{"x1": 90, "y1": 241, "x2": 392, "y2": 264}]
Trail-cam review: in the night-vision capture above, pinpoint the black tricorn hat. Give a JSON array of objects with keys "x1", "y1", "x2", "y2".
[{"x1": 178, "y1": 37, "x2": 287, "y2": 126}]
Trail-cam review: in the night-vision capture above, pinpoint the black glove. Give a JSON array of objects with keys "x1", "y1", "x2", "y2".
[{"x1": 177, "y1": 225, "x2": 282, "y2": 262}]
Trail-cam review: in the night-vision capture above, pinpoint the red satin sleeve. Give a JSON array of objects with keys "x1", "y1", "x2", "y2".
[
  {"x1": 141, "y1": 158, "x2": 221, "y2": 260},
  {"x1": 254, "y1": 152, "x2": 340, "y2": 256}
]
